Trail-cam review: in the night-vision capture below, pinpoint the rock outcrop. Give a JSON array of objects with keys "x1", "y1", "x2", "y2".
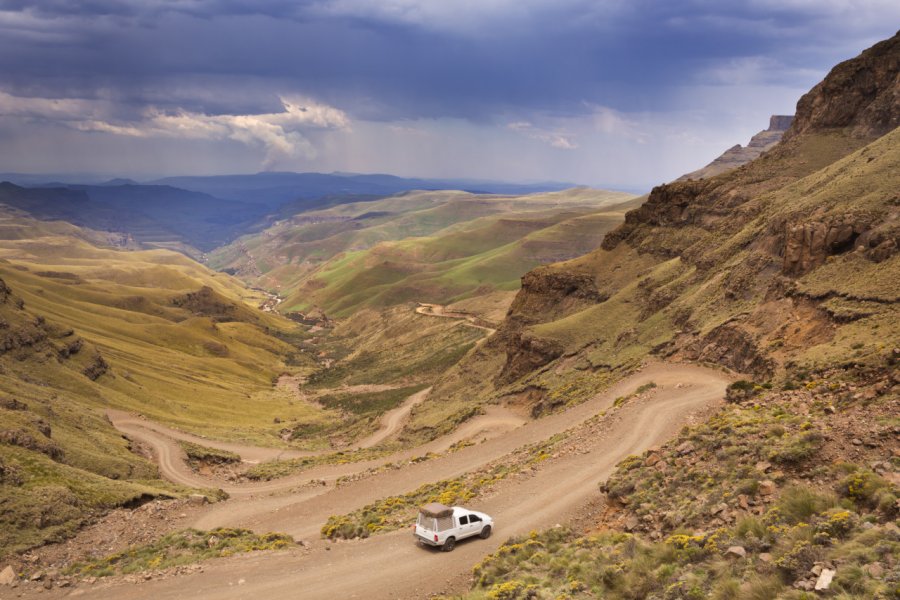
[
  {"x1": 503, "y1": 268, "x2": 608, "y2": 327},
  {"x1": 784, "y1": 31, "x2": 900, "y2": 140},
  {"x1": 493, "y1": 267, "x2": 608, "y2": 382},
  {"x1": 680, "y1": 115, "x2": 794, "y2": 181},
  {"x1": 488, "y1": 30, "x2": 900, "y2": 390},
  {"x1": 782, "y1": 218, "x2": 864, "y2": 276}
]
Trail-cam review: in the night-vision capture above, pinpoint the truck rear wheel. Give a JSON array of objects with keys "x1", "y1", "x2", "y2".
[
  {"x1": 442, "y1": 537, "x2": 456, "y2": 552},
  {"x1": 480, "y1": 526, "x2": 492, "y2": 539}
]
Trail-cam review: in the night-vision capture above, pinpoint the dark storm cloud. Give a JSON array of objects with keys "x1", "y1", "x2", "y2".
[
  {"x1": 0, "y1": 1, "x2": 897, "y2": 184},
  {"x1": 1, "y1": 0, "x2": 895, "y2": 122}
]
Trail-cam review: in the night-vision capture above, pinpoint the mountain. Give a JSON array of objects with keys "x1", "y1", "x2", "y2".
[
  {"x1": 0, "y1": 182, "x2": 262, "y2": 254},
  {"x1": 439, "y1": 30, "x2": 900, "y2": 600},
  {"x1": 63, "y1": 184, "x2": 264, "y2": 251},
  {"x1": 0, "y1": 173, "x2": 585, "y2": 257},
  {"x1": 679, "y1": 114, "x2": 794, "y2": 180},
  {"x1": 207, "y1": 187, "x2": 638, "y2": 317},
  {"x1": 151, "y1": 171, "x2": 576, "y2": 207}
]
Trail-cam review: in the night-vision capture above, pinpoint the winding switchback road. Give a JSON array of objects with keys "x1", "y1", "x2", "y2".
[{"x1": 71, "y1": 362, "x2": 731, "y2": 600}]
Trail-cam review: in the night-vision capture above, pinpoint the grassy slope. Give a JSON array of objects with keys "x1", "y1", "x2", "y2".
[
  {"x1": 438, "y1": 43, "x2": 900, "y2": 599},
  {"x1": 207, "y1": 188, "x2": 637, "y2": 316},
  {"x1": 419, "y1": 130, "x2": 896, "y2": 425},
  {"x1": 0, "y1": 211, "x2": 336, "y2": 554}
]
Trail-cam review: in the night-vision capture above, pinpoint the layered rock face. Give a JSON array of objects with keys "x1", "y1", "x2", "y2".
[
  {"x1": 493, "y1": 268, "x2": 608, "y2": 383},
  {"x1": 785, "y1": 31, "x2": 900, "y2": 139},
  {"x1": 679, "y1": 115, "x2": 794, "y2": 181}
]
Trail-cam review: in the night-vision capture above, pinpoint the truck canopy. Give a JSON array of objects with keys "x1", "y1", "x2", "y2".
[{"x1": 419, "y1": 502, "x2": 453, "y2": 518}]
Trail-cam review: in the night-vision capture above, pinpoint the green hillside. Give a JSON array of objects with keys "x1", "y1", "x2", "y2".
[
  {"x1": 445, "y1": 31, "x2": 900, "y2": 600},
  {"x1": 208, "y1": 188, "x2": 638, "y2": 316},
  {"x1": 0, "y1": 209, "x2": 339, "y2": 553}
]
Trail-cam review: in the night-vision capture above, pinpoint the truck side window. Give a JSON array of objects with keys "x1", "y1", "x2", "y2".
[
  {"x1": 459, "y1": 515, "x2": 469, "y2": 525},
  {"x1": 470, "y1": 514, "x2": 481, "y2": 522}
]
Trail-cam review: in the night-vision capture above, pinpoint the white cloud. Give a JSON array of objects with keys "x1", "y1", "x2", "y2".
[{"x1": 0, "y1": 91, "x2": 349, "y2": 167}]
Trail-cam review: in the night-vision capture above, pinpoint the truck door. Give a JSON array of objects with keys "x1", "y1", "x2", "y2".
[
  {"x1": 457, "y1": 514, "x2": 469, "y2": 537},
  {"x1": 468, "y1": 514, "x2": 483, "y2": 536}
]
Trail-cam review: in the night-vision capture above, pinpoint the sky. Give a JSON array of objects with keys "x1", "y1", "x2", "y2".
[{"x1": 0, "y1": 1, "x2": 897, "y2": 190}]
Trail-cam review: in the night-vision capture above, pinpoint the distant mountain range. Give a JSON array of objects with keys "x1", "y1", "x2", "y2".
[
  {"x1": 0, "y1": 172, "x2": 578, "y2": 253},
  {"x1": 149, "y1": 172, "x2": 577, "y2": 205}
]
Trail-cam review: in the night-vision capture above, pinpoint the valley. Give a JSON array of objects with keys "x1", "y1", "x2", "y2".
[{"x1": 0, "y1": 24, "x2": 897, "y2": 600}]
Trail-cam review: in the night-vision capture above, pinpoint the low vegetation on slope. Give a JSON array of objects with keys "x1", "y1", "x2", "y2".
[
  {"x1": 0, "y1": 211, "x2": 335, "y2": 554},
  {"x1": 442, "y1": 31, "x2": 900, "y2": 600},
  {"x1": 64, "y1": 528, "x2": 294, "y2": 578},
  {"x1": 208, "y1": 188, "x2": 637, "y2": 316},
  {"x1": 456, "y1": 363, "x2": 898, "y2": 600}
]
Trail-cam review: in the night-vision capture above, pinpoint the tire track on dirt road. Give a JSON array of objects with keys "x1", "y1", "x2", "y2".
[{"x1": 73, "y1": 363, "x2": 730, "y2": 600}]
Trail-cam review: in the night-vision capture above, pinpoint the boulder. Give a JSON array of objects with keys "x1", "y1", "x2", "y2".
[
  {"x1": 644, "y1": 453, "x2": 661, "y2": 467},
  {"x1": 624, "y1": 515, "x2": 640, "y2": 532},
  {"x1": 0, "y1": 565, "x2": 17, "y2": 585},
  {"x1": 675, "y1": 441, "x2": 695, "y2": 456},
  {"x1": 815, "y1": 568, "x2": 836, "y2": 591},
  {"x1": 725, "y1": 546, "x2": 747, "y2": 559}
]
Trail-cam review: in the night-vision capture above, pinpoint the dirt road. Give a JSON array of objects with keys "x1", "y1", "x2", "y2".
[
  {"x1": 354, "y1": 387, "x2": 432, "y2": 449},
  {"x1": 67, "y1": 363, "x2": 730, "y2": 600},
  {"x1": 108, "y1": 388, "x2": 525, "y2": 497},
  {"x1": 415, "y1": 302, "x2": 497, "y2": 333}
]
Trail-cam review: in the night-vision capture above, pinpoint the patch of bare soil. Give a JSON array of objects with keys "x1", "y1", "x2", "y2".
[{"x1": 3, "y1": 498, "x2": 211, "y2": 591}]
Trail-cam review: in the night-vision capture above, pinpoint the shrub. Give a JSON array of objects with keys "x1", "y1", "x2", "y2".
[
  {"x1": 774, "y1": 539, "x2": 822, "y2": 578},
  {"x1": 776, "y1": 486, "x2": 838, "y2": 525},
  {"x1": 726, "y1": 380, "x2": 758, "y2": 403},
  {"x1": 734, "y1": 517, "x2": 769, "y2": 547},
  {"x1": 768, "y1": 431, "x2": 823, "y2": 465},
  {"x1": 710, "y1": 578, "x2": 740, "y2": 600},
  {"x1": 737, "y1": 574, "x2": 784, "y2": 600},
  {"x1": 838, "y1": 469, "x2": 897, "y2": 514},
  {"x1": 486, "y1": 580, "x2": 528, "y2": 600}
]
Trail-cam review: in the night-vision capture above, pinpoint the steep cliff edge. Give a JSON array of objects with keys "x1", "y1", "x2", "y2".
[
  {"x1": 785, "y1": 31, "x2": 899, "y2": 140},
  {"x1": 679, "y1": 115, "x2": 794, "y2": 181}
]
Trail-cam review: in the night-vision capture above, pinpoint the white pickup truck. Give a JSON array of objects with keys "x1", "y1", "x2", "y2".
[{"x1": 413, "y1": 502, "x2": 493, "y2": 551}]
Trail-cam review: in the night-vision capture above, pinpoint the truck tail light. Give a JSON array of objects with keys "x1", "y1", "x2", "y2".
[{"x1": 434, "y1": 534, "x2": 438, "y2": 542}]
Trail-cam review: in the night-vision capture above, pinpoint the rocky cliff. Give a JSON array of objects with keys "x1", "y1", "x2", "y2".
[
  {"x1": 785, "y1": 31, "x2": 899, "y2": 140},
  {"x1": 679, "y1": 115, "x2": 794, "y2": 181},
  {"x1": 485, "y1": 30, "x2": 900, "y2": 388}
]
